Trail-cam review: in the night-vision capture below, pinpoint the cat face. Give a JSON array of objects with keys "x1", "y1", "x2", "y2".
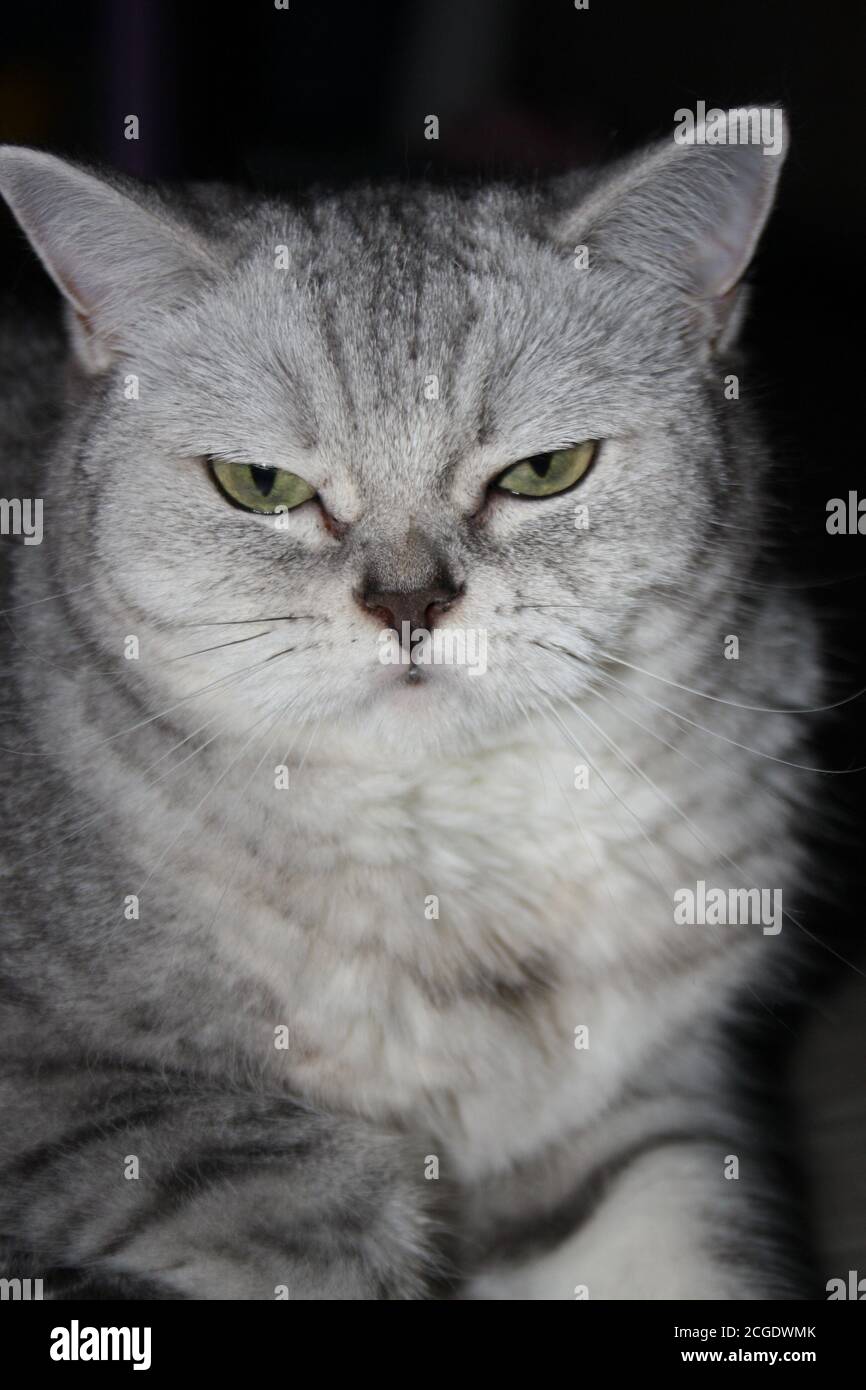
[{"x1": 0, "y1": 118, "x2": 784, "y2": 754}]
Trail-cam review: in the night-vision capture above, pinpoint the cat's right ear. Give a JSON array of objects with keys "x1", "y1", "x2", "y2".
[
  {"x1": 0, "y1": 146, "x2": 219, "y2": 373},
  {"x1": 547, "y1": 108, "x2": 787, "y2": 349}
]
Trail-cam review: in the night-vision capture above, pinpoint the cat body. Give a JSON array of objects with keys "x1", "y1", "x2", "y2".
[{"x1": 0, "y1": 114, "x2": 821, "y2": 1298}]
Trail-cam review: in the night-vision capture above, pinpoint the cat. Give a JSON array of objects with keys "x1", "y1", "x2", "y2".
[{"x1": 0, "y1": 108, "x2": 825, "y2": 1299}]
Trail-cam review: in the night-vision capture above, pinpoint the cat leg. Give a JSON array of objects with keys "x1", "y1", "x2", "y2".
[
  {"x1": 0, "y1": 1065, "x2": 446, "y2": 1300},
  {"x1": 465, "y1": 1140, "x2": 802, "y2": 1300}
]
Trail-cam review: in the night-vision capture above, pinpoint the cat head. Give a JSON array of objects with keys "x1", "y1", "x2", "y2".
[{"x1": 0, "y1": 111, "x2": 785, "y2": 758}]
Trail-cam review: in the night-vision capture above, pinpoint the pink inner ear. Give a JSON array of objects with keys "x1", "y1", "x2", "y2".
[
  {"x1": 695, "y1": 230, "x2": 745, "y2": 301},
  {"x1": 63, "y1": 299, "x2": 114, "y2": 376},
  {"x1": 0, "y1": 148, "x2": 221, "y2": 365},
  {"x1": 550, "y1": 116, "x2": 785, "y2": 308},
  {"x1": 72, "y1": 306, "x2": 93, "y2": 337},
  {"x1": 64, "y1": 266, "x2": 94, "y2": 319},
  {"x1": 700, "y1": 182, "x2": 771, "y2": 300}
]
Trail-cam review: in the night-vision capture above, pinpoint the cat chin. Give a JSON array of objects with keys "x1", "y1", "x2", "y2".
[{"x1": 340, "y1": 672, "x2": 502, "y2": 758}]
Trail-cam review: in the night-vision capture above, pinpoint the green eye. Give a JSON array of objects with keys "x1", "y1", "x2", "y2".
[
  {"x1": 495, "y1": 441, "x2": 597, "y2": 498},
  {"x1": 210, "y1": 459, "x2": 316, "y2": 513}
]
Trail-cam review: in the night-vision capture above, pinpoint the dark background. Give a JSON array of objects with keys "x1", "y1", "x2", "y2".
[{"x1": 0, "y1": 0, "x2": 864, "y2": 1277}]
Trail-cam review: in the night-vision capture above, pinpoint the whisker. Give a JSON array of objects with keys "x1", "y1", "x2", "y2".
[
  {"x1": 0, "y1": 578, "x2": 100, "y2": 617},
  {"x1": 523, "y1": 677, "x2": 802, "y2": 1030},
  {"x1": 163, "y1": 631, "x2": 272, "y2": 662},
  {"x1": 11, "y1": 696, "x2": 235, "y2": 840},
  {"x1": 593, "y1": 646, "x2": 866, "y2": 716},
  {"x1": 13, "y1": 655, "x2": 287, "y2": 863},
  {"x1": 0, "y1": 645, "x2": 297, "y2": 759},
  {"x1": 533, "y1": 688, "x2": 807, "y2": 1025},
  {"x1": 544, "y1": 642, "x2": 799, "y2": 819},
  {"x1": 586, "y1": 674, "x2": 712, "y2": 776},
  {"x1": 531, "y1": 682, "x2": 679, "y2": 887},
  {"x1": 201, "y1": 699, "x2": 313, "y2": 943},
  {"x1": 82, "y1": 692, "x2": 299, "y2": 960},
  {"x1": 512, "y1": 685, "x2": 631, "y2": 928},
  {"x1": 565, "y1": 691, "x2": 866, "y2": 984},
  {"x1": 176, "y1": 615, "x2": 317, "y2": 627},
  {"x1": 535, "y1": 641, "x2": 866, "y2": 774},
  {"x1": 134, "y1": 694, "x2": 294, "y2": 897},
  {"x1": 548, "y1": 652, "x2": 819, "y2": 822},
  {"x1": 293, "y1": 714, "x2": 323, "y2": 774},
  {"x1": 2, "y1": 619, "x2": 272, "y2": 678}
]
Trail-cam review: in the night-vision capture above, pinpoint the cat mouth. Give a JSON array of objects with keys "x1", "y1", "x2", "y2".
[{"x1": 379, "y1": 662, "x2": 431, "y2": 697}]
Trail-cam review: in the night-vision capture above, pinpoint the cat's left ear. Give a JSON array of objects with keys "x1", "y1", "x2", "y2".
[
  {"x1": 0, "y1": 146, "x2": 220, "y2": 373},
  {"x1": 549, "y1": 106, "x2": 787, "y2": 348}
]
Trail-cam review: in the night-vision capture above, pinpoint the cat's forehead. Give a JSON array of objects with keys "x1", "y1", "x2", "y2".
[{"x1": 166, "y1": 185, "x2": 686, "y2": 492}]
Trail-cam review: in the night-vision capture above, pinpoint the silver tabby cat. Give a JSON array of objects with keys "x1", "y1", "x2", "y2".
[{"x1": 0, "y1": 109, "x2": 822, "y2": 1298}]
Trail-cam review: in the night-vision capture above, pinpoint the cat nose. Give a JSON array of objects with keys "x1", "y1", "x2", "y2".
[{"x1": 356, "y1": 580, "x2": 463, "y2": 647}]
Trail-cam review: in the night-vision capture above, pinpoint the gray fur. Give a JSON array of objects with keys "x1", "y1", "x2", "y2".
[{"x1": 0, "y1": 112, "x2": 824, "y2": 1299}]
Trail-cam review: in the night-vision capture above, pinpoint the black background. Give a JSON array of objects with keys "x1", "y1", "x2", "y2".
[{"x1": 0, "y1": 0, "x2": 864, "y2": 1284}]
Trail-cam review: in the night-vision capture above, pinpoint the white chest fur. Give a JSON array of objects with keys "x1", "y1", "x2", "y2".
[{"x1": 174, "y1": 703, "x2": 764, "y2": 1179}]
